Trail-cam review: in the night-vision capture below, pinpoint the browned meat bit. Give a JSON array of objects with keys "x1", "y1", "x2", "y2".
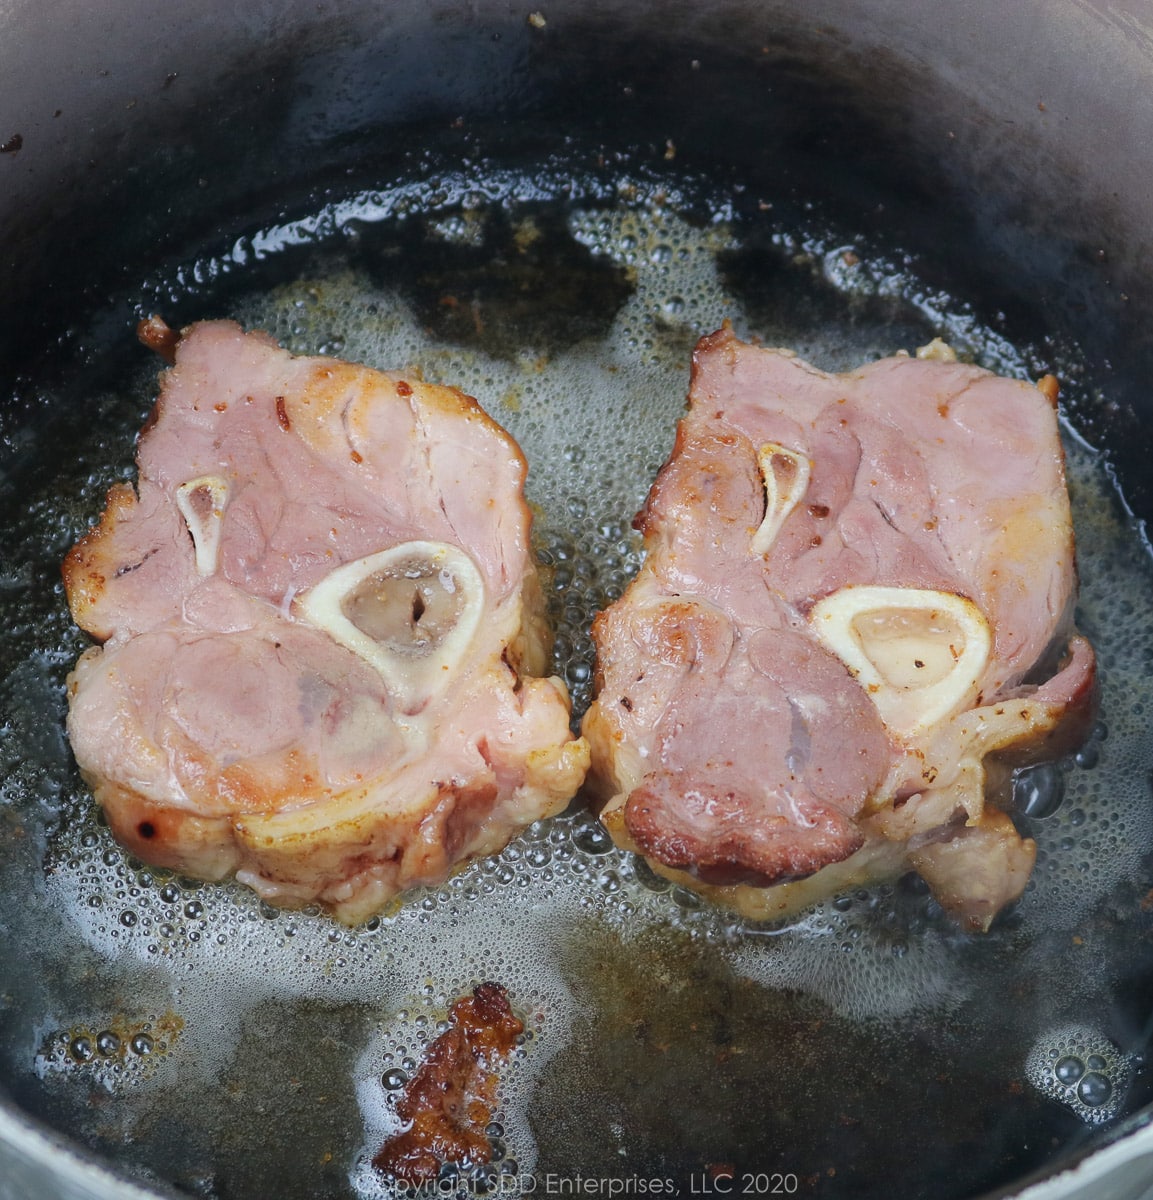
[
  {"x1": 1037, "y1": 373, "x2": 1060, "y2": 407},
  {"x1": 136, "y1": 314, "x2": 180, "y2": 363},
  {"x1": 372, "y1": 982, "x2": 524, "y2": 1183}
]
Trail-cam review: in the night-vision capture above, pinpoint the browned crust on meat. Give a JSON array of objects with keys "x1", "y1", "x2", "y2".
[
  {"x1": 991, "y1": 646, "x2": 1098, "y2": 771},
  {"x1": 91, "y1": 765, "x2": 566, "y2": 923},
  {"x1": 92, "y1": 775, "x2": 241, "y2": 881},
  {"x1": 623, "y1": 777, "x2": 866, "y2": 888},
  {"x1": 1036, "y1": 373, "x2": 1060, "y2": 408},
  {"x1": 61, "y1": 482, "x2": 139, "y2": 640}
]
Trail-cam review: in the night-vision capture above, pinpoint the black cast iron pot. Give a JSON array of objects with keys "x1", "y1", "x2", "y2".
[{"x1": 3, "y1": 2, "x2": 1153, "y2": 1198}]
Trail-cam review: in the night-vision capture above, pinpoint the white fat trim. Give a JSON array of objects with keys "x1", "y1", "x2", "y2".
[
  {"x1": 916, "y1": 338, "x2": 958, "y2": 362},
  {"x1": 809, "y1": 585, "x2": 991, "y2": 738},
  {"x1": 294, "y1": 540, "x2": 484, "y2": 712},
  {"x1": 175, "y1": 476, "x2": 229, "y2": 576},
  {"x1": 752, "y1": 443, "x2": 810, "y2": 556}
]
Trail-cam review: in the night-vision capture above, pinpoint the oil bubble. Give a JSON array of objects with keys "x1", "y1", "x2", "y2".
[
  {"x1": 68, "y1": 1036, "x2": 94, "y2": 1063},
  {"x1": 1013, "y1": 762, "x2": 1065, "y2": 819},
  {"x1": 1077, "y1": 1073, "x2": 1112, "y2": 1107},
  {"x1": 1055, "y1": 1056, "x2": 1084, "y2": 1084},
  {"x1": 1027, "y1": 1025, "x2": 1133, "y2": 1124},
  {"x1": 95, "y1": 1031, "x2": 121, "y2": 1057},
  {"x1": 1074, "y1": 742, "x2": 1100, "y2": 770},
  {"x1": 572, "y1": 822, "x2": 613, "y2": 855}
]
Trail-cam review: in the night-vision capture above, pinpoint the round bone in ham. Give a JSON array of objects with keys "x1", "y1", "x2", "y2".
[
  {"x1": 63, "y1": 319, "x2": 589, "y2": 923},
  {"x1": 582, "y1": 326, "x2": 1096, "y2": 931}
]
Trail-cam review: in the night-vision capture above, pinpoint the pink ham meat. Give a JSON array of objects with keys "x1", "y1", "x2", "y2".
[
  {"x1": 63, "y1": 320, "x2": 589, "y2": 923},
  {"x1": 583, "y1": 328, "x2": 1095, "y2": 931}
]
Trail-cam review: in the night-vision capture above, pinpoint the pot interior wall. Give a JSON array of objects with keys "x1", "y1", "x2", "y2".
[{"x1": 2, "y1": 3, "x2": 1153, "y2": 1199}]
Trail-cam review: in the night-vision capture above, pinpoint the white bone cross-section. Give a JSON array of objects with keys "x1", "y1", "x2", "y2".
[
  {"x1": 751, "y1": 442, "x2": 811, "y2": 556},
  {"x1": 175, "y1": 475, "x2": 230, "y2": 576},
  {"x1": 295, "y1": 541, "x2": 485, "y2": 713},
  {"x1": 809, "y1": 585, "x2": 992, "y2": 737}
]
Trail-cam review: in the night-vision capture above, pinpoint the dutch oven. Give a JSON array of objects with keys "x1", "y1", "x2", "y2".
[{"x1": 2, "y1": 2, "x2": 1153, "y2": 1198}]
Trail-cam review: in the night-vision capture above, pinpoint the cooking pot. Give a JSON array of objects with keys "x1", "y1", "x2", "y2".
[{"x1": 3, "y1": 1, "x2": 1153, "y2": 1198}]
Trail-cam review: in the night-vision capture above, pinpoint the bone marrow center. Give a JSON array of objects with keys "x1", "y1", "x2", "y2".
[
  {"x1": 295, "y1": 541, "x2": 485, "y2": 708},
  {"x1": 342, "y1": 557, "x2": 468, "y2": 656},
  {"x1": 809, "y1": 586, "x2": 992, "y2": 736},
  {"x1": 848, "y1": 606, "x2": 964, "y2": 690}
]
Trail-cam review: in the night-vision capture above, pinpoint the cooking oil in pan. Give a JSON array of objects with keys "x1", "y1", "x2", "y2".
[{"x1": 5, "y1": 167, "x2": 1153, "y2": 1197}]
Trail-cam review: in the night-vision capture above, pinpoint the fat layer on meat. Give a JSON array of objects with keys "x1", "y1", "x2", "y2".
[
  {"x1": 583, "y1": 327, "x2": 1095, "y2": 931},
  {"x1": 63, "y1": 320, "x2": 589, "y2": 923}
]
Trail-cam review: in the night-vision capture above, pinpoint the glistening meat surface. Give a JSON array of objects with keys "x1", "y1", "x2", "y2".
[
  {"x1": 63, "y1": 320, "x2": 589, "y2": 923},
  {"x1": 583, "y1": 329, "x2": 1094, "y2": 930}
]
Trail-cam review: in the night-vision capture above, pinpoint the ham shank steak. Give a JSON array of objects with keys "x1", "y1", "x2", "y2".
[
  {"x1": 63, "y1": 320, "x2": 589, "y2": 923},
  {"x1": 582, "y1": 328, "x2": 1095, "y2": 931}
]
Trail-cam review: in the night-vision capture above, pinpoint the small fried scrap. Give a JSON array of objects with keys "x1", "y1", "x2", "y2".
[
  {"x1": 135, "y1": 314, "x2": 180, "y2": 363},
  {"x1": 373, "y1": 982, "x2": 524, "y2": 1183}
]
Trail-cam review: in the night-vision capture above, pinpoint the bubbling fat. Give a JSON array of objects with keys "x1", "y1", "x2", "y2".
[
  {"x1": 34, "y1": 174, "x2": 1153, "y2": 1188},
  {"x1": 1026, "y1": 1026, "x2": 1136, "y2": 1125}
]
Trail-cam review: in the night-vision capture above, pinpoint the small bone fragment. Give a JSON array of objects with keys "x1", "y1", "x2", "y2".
[
  {"x1": 175, "y1": 476, "x2": 229, "y2": 576},
  {"x1": 751, "y1": 443, "x2": 811, "y2": 555}
]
